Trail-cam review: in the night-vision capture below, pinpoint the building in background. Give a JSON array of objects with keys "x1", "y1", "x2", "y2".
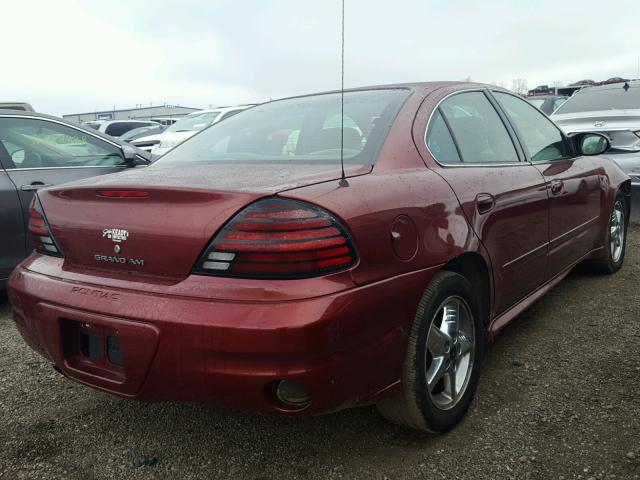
[{"x1": 62, "y1": 104, "x2": 201, "y2": 124}]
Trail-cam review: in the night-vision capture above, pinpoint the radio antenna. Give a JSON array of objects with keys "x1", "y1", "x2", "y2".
[{"x1": 338, "y1": 0, "x2": 349, "y2": 187}]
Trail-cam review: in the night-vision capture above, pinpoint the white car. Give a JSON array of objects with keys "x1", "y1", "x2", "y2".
[
  {"x1": 132, "y1": 105, "x2": 254, "y2": 155},
  {"x1": 83, "y1": 120, "x2": 159, "y2": 138}
]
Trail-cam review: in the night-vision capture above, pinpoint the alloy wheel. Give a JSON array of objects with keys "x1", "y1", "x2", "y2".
[
  {"x1": 425, "y1": 296, "x2": 475, "y2": 410},
  {"x1": 610, "y1": 200, "x2": 625, "y2": 263}
]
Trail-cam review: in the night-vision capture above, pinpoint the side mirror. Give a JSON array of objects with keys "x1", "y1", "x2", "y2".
[
  {"x1": 577, "y1": 133, "x2": 610, "y2": 156},
  {"x1": 121, "y1": 144, "x2": 151, "y2": 167}
]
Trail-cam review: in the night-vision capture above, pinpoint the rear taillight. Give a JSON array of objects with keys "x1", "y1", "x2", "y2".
[
  {"x1": 194, "y1": 198, "x2": 357, "y2": 279},
  {"x1": 28, "y1": 195, "x2": 62, "y2": 257}
]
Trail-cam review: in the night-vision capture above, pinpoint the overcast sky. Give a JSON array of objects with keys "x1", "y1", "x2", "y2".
[{"x1": 3, "y1": 0, "x2": 640, "y2": 116}]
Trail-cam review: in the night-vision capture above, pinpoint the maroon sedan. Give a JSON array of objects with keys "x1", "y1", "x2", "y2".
[{"x1": 8, "y1": 82, "x2": 630, "y2": 432}]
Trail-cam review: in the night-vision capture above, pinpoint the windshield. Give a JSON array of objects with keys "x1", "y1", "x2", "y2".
[
  {"x1": 155, "y1": 89, "x2": 410, "y2": 167},
  {"x1": 554, "y1": 84, "x2": 640, "y2": 114},
  {"x1": 167, "y1": 112, "x2": 220, "y2": 133}
]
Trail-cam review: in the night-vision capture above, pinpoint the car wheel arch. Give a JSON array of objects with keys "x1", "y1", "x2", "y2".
[{"x1": 440, "y1": 252, "x2": 492, "y2": 330}]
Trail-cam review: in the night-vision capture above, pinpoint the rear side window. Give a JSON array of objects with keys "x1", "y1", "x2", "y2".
[
  {"x1": 494, "y1": 92, "x2": 569, "y2": 162},
  {"x1": 426, "y1": 110, "x2": 461, "y2": 164},
  {"x1": 439, "y1": 92, "x2": 519, "y2": 164}
]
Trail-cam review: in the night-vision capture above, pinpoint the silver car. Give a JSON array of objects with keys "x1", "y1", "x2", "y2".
[{"x1": 551, "y1": 81, "x2": 640, "y2": 185}]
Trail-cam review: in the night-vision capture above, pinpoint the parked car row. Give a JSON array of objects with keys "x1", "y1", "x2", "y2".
[
  {"x1": 83, "y1": 119, "x2": 160, "y2": 137},
  {"x1": 551, "y1": 80, "x2": 640, "y2": 185},
  {"x1": 3, "y1": 81, "x2": 631, "y2": 434},
  {"x1": 130, "y1": 104, "x2": 255, "y2": 154}
]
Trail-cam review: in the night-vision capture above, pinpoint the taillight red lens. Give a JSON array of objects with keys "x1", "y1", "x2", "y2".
[
  {"x1": 194, "y1": 198, "x2": 357, "y2": 278},
  {"x1": 28, "y1": 195, "x2": 62, "y2": 256}
]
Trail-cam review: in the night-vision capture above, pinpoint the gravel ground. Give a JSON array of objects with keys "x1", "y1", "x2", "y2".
[{"x1": 1, "y1": 229, "x2": 639, "y2": 480}]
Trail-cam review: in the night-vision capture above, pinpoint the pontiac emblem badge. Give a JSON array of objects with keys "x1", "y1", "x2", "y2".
[
  {"x1": 114, "y1": 244, "x2": 121, "y2": 254},
  {"x1": 103, "y1": 228, "x2": 129, "y2": 243}
]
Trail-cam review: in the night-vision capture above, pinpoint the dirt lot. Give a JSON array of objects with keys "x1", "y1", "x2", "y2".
[{"x1": 1, "y1": 229, "x2": 639, "y2": 480}]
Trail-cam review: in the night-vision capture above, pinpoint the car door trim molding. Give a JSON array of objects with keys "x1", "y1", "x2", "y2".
[
  {"x1": 423, "y1": 88, "x2": 529, "y2": 168},
  {"x1": 501, "y1": 242, "x2": 548, "y2": 270},
  {"x1": 548, "y1": 214, "x2": 600, "y2": 252}
]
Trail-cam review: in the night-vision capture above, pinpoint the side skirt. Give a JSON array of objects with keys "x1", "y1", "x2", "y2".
[{"x1": 488, "y1": 248, "x2": 600, "y2": 338}]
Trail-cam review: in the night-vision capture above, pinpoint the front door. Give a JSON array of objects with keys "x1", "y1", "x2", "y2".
[{"x1": 492, "y1": 91, "x2": 603, "y2": 279}]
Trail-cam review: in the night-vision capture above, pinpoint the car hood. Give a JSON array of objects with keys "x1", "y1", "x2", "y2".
[
  {"x1": 552, "y1": 109, "x2": 640, "y2": 151},
  {"x1": 552, "y1": 109, "x2": 640, "y2": 131},
  {"x1": 130, "y1": 132, "x2": 165, "y2": 144},
  {"x1": 131, "y1": 130, "x2": 197, "y2": 146}
]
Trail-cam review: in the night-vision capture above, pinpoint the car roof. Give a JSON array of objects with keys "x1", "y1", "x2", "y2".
[{"x1": 260, "y1": 81, "x2": 495, "y2": 105}]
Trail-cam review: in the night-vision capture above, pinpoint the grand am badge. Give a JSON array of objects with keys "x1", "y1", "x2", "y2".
[{"x1": 94, "y1": 254, "x2": 145, "y2": 267}]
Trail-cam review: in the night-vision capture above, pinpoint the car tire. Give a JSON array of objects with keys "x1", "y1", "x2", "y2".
[
  {"x1": 377, "y1": 271, "x2": 484, "y2": 432},
  {"x1": 591, "y1": 194, "x2": 627, "y2": 274}
]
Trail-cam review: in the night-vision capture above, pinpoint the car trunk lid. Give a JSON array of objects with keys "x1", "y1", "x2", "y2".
[
  {"x1": 552, "y1": 109, "x2": 640, "y2": 151},
  {"x1": 37, "y1": 162, "x2": 371, "y2": 280}
]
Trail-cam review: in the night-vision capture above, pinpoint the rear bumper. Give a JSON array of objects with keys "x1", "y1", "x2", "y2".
[{"x1": 7, "y1": 258, "x2": 436, "y2": 414}]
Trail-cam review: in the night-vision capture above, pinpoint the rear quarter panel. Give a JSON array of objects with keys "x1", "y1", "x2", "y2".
[{"x1": 283, "y1": 168, "x2": 482, "y2": 287}]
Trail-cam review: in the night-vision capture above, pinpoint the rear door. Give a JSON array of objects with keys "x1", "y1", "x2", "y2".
[
  {"x1": 493, "y1": 91, "x2": 604, "y2": 279},
  {"x1": 0, "y1": 115, "x2": 128, "y2": 252},
  {"x1": 0, "y1": 146, "x2": 25, "y2": 284},
  {"x1": 425, "y1": 90, "x2": 549, "y2": 315}
]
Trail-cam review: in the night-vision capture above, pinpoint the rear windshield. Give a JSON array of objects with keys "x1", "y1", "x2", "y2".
[
  {"x1": 554, "y1": 84, "x2": 640, "y2": 114},
  {"x1": 155, "y1": 89, "x2": 410, "y2": 166}
]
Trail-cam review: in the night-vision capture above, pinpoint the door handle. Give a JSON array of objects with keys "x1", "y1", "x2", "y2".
[
  {"x1": 476, "y1": 193, "x2": 495, "y2": 214},
  {"x1": 550, "y1": 179, "x2": 564, "y2": 195},
  {"x1": 20, "y1": 182, "x2": 53, "y2": 191}
]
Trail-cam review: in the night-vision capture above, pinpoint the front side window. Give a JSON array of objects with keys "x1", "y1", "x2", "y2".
[
  {"x1": 0, "y1": 118, "x2": 124, "y2": 169},
  {"x1": 439, "y1": 92, "x2": 519, "y2": 164},
  {"x1": 155, "y1": 89, "x2": 410, "y2": 166},
  {"x1": 494, "y1": 92, "x2": 569, "y2": 162}
]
